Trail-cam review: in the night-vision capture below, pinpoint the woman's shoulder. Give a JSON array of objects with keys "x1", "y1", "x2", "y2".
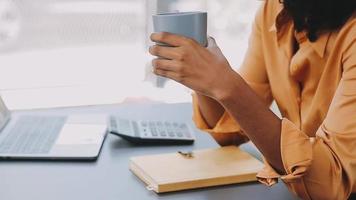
[
  {"x1": 340, "y1": 14, "x2": 356, "y2": 36},
  {"x1": 333, "y1": 14, "x2": 356, "y2": 71},
  {"x1": 336, "y1": 14, "x2": 356, "y2": 55}
]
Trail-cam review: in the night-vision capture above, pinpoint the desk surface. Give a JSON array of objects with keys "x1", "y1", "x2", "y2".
[{"x1": 0, "y1": 103, "x2": 298, "y2": 200}]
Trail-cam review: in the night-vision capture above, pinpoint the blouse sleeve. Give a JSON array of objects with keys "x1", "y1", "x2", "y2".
[{"x1": 192, "y1": 2, "x2": 273, "y2": 145}]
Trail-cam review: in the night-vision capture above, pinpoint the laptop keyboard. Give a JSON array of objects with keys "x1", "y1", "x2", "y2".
[{"x1": 0, "y1": 116, "x2": 66, "y2": 154}]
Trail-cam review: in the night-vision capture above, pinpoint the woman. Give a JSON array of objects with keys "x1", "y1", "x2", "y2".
[{"x1": 148, "y1": 0, "x2": 355, "y2": 199}]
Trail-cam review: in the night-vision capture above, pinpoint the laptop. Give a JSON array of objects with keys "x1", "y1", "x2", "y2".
[{"x1": 0, "y1": 95, "x2": 107, "y2": 160}]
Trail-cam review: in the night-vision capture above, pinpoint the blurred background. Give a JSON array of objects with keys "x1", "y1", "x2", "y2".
[{"x1": 0, "y1": 0, "x2": 261, "y2": 109}]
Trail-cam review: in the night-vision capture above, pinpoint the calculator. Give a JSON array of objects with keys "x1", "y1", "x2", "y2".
[{"x1": 109, "y1": 116, "x2": 195, "y2": 144}]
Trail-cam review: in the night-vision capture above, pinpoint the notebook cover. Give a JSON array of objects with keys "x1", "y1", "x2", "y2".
[{"x1": 129, "y1": 146, "x2": 264, "y2": 193}]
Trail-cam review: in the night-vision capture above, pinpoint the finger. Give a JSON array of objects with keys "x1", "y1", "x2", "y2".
[
  {"x1": 207, "y1": 36, "x2": 217, "y2": 48},
  {"x1": 150, "y1": 32, "x2": 195, "y2": 47},
  {"x1": 206, "y1": 36, "x2": 223, "y2": 54},
  {"x1": 153, "y1": 68, "x2": 183, "y2": 82},
  {"x1": 149, "y1": 45, "x2": 180, "y2": 60},
  {"x1": 152, "y1": 58, "x2": 180, "y2": 72}
]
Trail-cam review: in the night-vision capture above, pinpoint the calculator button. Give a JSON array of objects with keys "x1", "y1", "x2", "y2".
[
  {"x1": 180, "y1": 124, "x2": 191, "y2": 137},
  {"x1": 131, "y1": 121, "x2": 141, "y2": 137},
  {"x1": 141, "y1": 121, "x2": 148, "y2": 127},
  {"x1": 163, "y1": 122, "x2": 174, "y2": 137},
  {"x1": 142, "y1": 128, "x2": 148, "y2": 136},
  {"x1": 159, "y1": 130, "x2": 167, "y2": 137},
  {"x1": 179, "y1": 124, "x2": 188, "y2": 129},
  {"x1": 168, "y1": 130, "x2": 175, "y2": 137},
  {"x1": 150, "y1": 127, "x2": 158, "y2": 137},
  {"x1": 156, "y1": 122, "x2": 162, "y2": 128},
  {"x1": 176, "y1": 132, "x2": 183, "y2": 137}
]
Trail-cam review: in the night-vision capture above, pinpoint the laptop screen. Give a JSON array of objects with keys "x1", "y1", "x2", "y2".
[{"x1": 0, "y1": 96, "x2": 11, "y2": 131}]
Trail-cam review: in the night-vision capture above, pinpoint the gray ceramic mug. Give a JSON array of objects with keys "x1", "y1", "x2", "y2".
[{"x1": 152, "y1": 11, "x2": 208, "y2": 47}]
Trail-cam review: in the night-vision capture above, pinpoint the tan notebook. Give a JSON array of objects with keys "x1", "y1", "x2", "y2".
[{"x1": 129, "y1": 146, "x2": 264, "y2": 193}]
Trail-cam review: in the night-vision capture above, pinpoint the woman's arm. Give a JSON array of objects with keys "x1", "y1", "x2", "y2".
[
  {"x1": 149, "y1": 33, "x2": 285, "y2": 174},
  {"x1": 216, "y1": 71, "x2": 284, "y2": 174}
]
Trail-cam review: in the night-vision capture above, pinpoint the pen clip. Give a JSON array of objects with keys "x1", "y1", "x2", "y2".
[{"x1": 177, "y1": 151, "x2": 194, "y2": 158}]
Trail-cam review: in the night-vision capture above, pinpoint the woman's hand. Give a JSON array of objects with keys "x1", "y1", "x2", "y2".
[{"x1": 149, "y1": 32, "x2": 236, "y2": 100}]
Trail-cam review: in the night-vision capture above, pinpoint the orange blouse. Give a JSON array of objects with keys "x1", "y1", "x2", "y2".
[{"x1": 192, "y1": 0, "x2": 356, "y2": 199}]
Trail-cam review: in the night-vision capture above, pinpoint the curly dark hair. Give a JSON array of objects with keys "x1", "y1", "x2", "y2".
[{"x1": 282, "y1": 0, "x2": 355, "y2": 42}]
